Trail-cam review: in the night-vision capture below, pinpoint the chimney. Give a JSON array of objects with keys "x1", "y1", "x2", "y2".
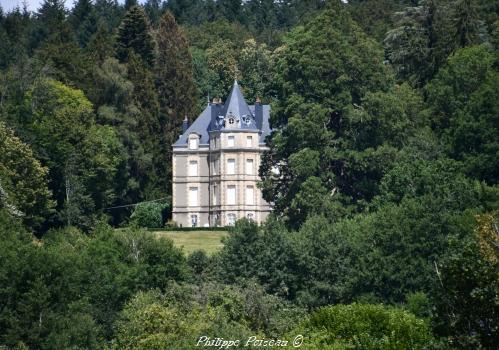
[
  {"x1": 182, "y1": 115, "x2": 189, "y2": 133},
  {"x1": 255, "y1": 98, "x2": 263, "y2": 129}
]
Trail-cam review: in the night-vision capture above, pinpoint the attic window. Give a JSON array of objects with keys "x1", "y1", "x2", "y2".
[
  {"x1": 228, "y1": 117, "x2": 235, "y2": 125},
  {"x1": 189, "y1": 136, "x2": 198, "y2": 149}
]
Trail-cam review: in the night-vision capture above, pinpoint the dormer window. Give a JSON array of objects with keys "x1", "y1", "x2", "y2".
[
  {"x1": 188, "y1": 135, "x2": 198, "y2": 149},
  {"x1": 228, "y1": 117, "x2": 235, "y2": 125},
  {"x1": 242, "y1": 115, "x2": 251, "y2": 125}
]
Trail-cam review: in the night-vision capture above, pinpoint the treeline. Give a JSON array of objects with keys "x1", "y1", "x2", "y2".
[{"x1": 0, "y1": 0, "x2": 498, "y2": 349}]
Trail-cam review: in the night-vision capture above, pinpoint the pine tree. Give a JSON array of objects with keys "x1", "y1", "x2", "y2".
[
  {"x1": 69, "y1": 0, "x2": 98, "y2": 47},
  {"x1": 116, "y1": 5, "x2": 154, "y2": 67},
  {"x1": 35, "y1": 0, "x2": 68, "y2": 44},
  {"x1": 144, "y1": 0, "x2": 162, "y2": 25},
  {"x1": 453, "y1": 0, "x2": 480, "y2": 48},
  {"x1": 154, "y1": 11, "x2": 197, "y2": 192},
  {"x1": 155, "y1": 11, "x2": 197, "y2": 121},
  {"x1": 85, "y1": 21, "x2": 115, "y2": 64}
]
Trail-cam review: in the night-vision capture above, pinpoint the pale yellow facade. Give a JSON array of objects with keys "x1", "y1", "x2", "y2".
[{"x1": 172, "y1": 82, "x2": 272, "y2": 227}]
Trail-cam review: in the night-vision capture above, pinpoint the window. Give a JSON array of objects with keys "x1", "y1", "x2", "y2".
[
  {"x1": 227, "y1": 186, "x2": 236, "y2": 205},
  {"x1": 227, "y1": 213, "x2": 236, "y2": 226},
  {"x1": 246, "y1": 186, "x2": 254, "y2": 205},
  {"x1": 245, "y1": 159, "x2": 254, "y2": 175},
  {"x1": 188, "y1": 160, "x2": 198, "y2": 176},
  {"x1": 189, "y1": 137, "x2": 198, "y2": 150},
  {"x1": 227, "y1": 135, "x2": 235, "y2": 147},
  {"x1": 191, "y1": 215, "x2": 198, "y2": 227},
  {"x1": 188, "y1": 187, "x2": 198, "y2": 206},
  {"x1": 213, "y1": 159, "x2": 219, "y2": 174},
  {"x1": 246, "y1": 136, "x2": 253, "y2": 147},
  {"x1": 228, "y1": 117, "x2": 235, "y2": 125},
  {"x1": 227, "y1": 158, "x2": 236, "y2": 174},
  {"x1": 213, "y1": 186, "x2": 217, "y2": 205}
]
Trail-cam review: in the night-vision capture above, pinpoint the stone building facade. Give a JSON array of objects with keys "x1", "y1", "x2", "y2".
[{"x1": 172, "y1": 81, "x2": 272, "y2": 227}]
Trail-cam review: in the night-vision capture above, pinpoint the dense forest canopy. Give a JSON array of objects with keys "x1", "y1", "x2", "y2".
[{"x1": 0, "y1": 0, "x2": 498, "y2": 349}]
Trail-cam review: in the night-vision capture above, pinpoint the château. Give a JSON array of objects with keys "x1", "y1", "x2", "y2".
[{"x1": 172, "y1": 81, "x2": 272, "y2": 227}]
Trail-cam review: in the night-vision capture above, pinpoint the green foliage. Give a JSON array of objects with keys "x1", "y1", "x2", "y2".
[
  {"x1": 24, "y1": 78, "x2": 123, "y2": 229},
  {"x1": 205, "y1": 39, "x2": 238, "y2": 98},
  {"x1": 130, "y1": 201, "x2": 170, "y2": 228},
  {"x1": 290, "y1": 303, "x2": 441, "y2": 349},
  {"x1": 432, "y1": 232, "x2": 499, "y2": 349},
  {"x1": 0, "y1": 122, "x2": 54, "y2": 230},
  {"x1": 0, "y1": 222, "x2": 189, "y2": 348},
  {"x1": 113, "y1": 281, "x2": 303, "y2": 350},
  {"x1": 154, "y1": 11, "x2": 197, "y2": 191},
  {"x1": 218, "y1": 175, "x2": 496, "y2": 306},
  {"x1": 0, "y1": 1, "x2": 498, "y2": 349},
  {"x1": 427, "y1": 45, "x2": 499, "y2": 184},
  {"x1": 260, "y1": 2, "x2": 426, "y2": 227},
  {"x1": 116, "y1": 6, "x2": 154, "y2": 67}
]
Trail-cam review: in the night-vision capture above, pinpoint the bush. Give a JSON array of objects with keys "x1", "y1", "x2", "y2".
[
  {"x1": 290, "y1": 303, "x2": 443, "y2": 349},
  {"x1": 130, "y1": 201, "x2": 170, "y2": 228}
]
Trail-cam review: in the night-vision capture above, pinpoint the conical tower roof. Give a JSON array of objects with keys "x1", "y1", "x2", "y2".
[{"x1": 222, "y1": 80, "x2": 253, "y2": 118}]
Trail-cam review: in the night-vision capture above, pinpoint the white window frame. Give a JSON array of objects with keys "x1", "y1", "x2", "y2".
[
  {"x1": 245, "y1": 159, "x2": 254, "y2": 175},
  {"x1": 246, "y1": 135, "x2": 253, "y2": 147},
  {"x1": 246, "y1": 186, "x2": 254, "y2": 205},
  {"x1": 227, "y1": 135, "x2": 235, "y2": 147},
  {"x1": 188, "y1": 160, "x2": 198, "y2": 176},
  {"x1": 189, "y1": 136, "x2": 198, "y2": 150},
  {"x1": 188, "y1": 187, "x2": 198, "y2": 207},
  {"x1": 227, "y1": 185, "x2": 236, "y2": 205},
  {"x1": 227, "y1": 158, "x2": 236, "y2": 175}
]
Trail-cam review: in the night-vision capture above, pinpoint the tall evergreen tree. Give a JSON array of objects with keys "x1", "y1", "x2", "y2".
[
  {"x1": 85, "y1": 21, "x2": 115, "y2": 63},
  {"x1": 94, "y1": 0, "x2": 123, "y2": 30},
  {"x1": 116, "y1": 5, "x2": 154, "y2": 67},
  {"x1": 155, "y1": 11, "x2": 197, "y2": 119},
  {"x1": 453, "y1": 0, "x2": 481, "y2": 47},
  {"x1": 69, "y1": 0, "x2": 98, "y2": 47},
  {"x1": 154, "y1": 11, "x2": 197, "y2": 191},
  {"x1": 144, "y1": 0, "x2": 163, "y2": 25},
  {"x1": 34, "y1": 0, "x2": 68, "y2": 46}
]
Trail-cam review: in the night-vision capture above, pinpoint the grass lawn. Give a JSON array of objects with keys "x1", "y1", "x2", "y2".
[{"x1": 154, "y1": 230, "x2": 228, "y2": 255}]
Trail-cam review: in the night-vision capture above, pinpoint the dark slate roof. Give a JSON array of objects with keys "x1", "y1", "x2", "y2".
[
  {"x1": 223, "y1": 80, "x2": 253, "y2": 119},
  {"x1": 173, "y1": 81, "x2": 271, "y2": 147}
]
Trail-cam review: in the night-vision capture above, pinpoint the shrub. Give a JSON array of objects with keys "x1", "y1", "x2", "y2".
[
  {"x1": 130, "y1": 201, "x2": 170, "y2": 228},
  {"x1": 290, "y1": 303, "x2": 443, "y2": 349}
]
